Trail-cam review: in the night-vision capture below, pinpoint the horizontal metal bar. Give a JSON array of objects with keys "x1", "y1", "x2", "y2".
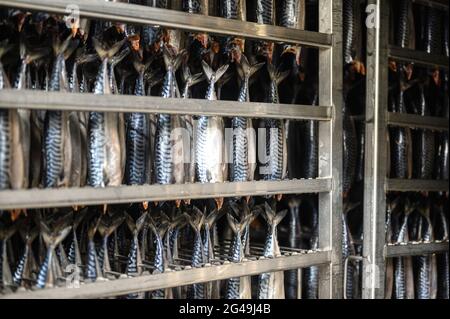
[
  {"x1": 388, "y1": 46, "x2": 449, "y2": 70},
  {"x1": 411, "y1": 0, "x2": 449, "y2": 11},
  {"x1": 387, "y1": 112, "x2": 449, "y2": 132},
  {"x1": 1, "y1": 250, "x2": 331, "y2": 299},
  {"x1": 0, "y1": 90, "x2": 331, "y2": 121},
  {"x1": 385, "y1": 241, "x2": 449, "y2": 258},
  {"x1": 386, "y1": 179, "x2": 449, "y2": 192},
  {"x1": 0, "y1": 0, "x2": 332, "y2": 48},
  {"x1": 0, "y1": 179, "x2": 332, "y2": 210}
]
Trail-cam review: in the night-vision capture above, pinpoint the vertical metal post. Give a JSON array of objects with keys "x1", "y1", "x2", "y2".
[
  {"x1": 362, "y1": 0, "x2": 389, "y2": 299},
  {"x1": 318, "y1": 0, "x2": 343, "y2": 299}
]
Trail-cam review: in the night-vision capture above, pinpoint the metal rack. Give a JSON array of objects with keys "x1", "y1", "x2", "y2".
[
  {"x1": 0, "y1": 0, "x2": 343, "y2": 298},
  {"x1": 362, "y1": 0, "x2": 449, "y2": 299}
]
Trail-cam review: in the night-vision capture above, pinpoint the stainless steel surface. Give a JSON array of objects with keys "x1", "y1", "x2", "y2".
[
  {"x1": 387, "y1": 112, "x2": 449, "y2": 132},
  {"x1": 389, "y1": 46, "x2": 449, "y2": 70},
  {"x1": 386, "y1": 179, "x2": 449, "y2": 192},
  {"x1": 363, "y1": 0, "x2": 449, "y2": 299},
  {"x1": 317, "y1": 0, "x2": 343, "y2": 300},
  {"x1": 1, "y1": 250, "x2": 331, "y2": 299},
  {"x1": 0, "y1": 0, "x2": 332, "y2": 47},
  {"x1": 0, "y1": 179, "x2": 332, "y2": 210},
  {"x1": 411, "y1": 0, "x2": 449, "y2": 11},
  {"x1": 0, "y1": 0, "x2": 342, "y2": 298},
  {"x1": 0, "y1": 90, "x2": 332, "y2": 121},
  {"x1": 362, "y1": 0, "x2": 389, "y2": 299},
  {"x1": 385, "y1": 241, "x2": 450, "y2": 258}
]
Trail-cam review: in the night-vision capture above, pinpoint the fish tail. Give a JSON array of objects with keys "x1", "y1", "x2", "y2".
[
  {"x1": 204, "y1": 208, "x2": 225, "y2": 230},
  {"x1": 237, "y1": 55, "x2": 265, "y2": 80},
  {"x1": 162, "y1": 46, "x2": 185, "y2": 72},
  {"x1": 184, "y1": 206, "x2": 205, "y2": 234},
  {"x1": 261, "y1": 201, "x2": 287, "y2": 228},
  {"x1": 267, "y1": 63, "x2": 290, "y2": 85},
  {"x1": 201, "y1": 60, "x2": 230, "y2": 83},
  {"x1": 87, "y1": 215, "x2": 102, "y2": 241},
  {"x1": 92, "y1": 38, "x2": 125, "y2": 61}
]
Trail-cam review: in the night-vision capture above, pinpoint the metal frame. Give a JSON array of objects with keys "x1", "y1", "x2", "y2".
[
  {"x1": 0, "y1": 0, "x2": 342, "y2": 298},
  {"x1": 362, "y1": 0, "x2": 450, "y2": 299}
]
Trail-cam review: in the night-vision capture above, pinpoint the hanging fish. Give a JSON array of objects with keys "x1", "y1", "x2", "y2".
[
  {"x1": 411, "y1": 84, "x2": 435, "y2": 180},
  {"x1": 230, "y1": 55, "x2": 264, "y2": 183},
  {"x1": 125, "y1": 59, "x2": 152, "y2": 186},
  {"x1": 258, "y1": 201, "x2": 287, "y2": 299},
  {"x1": 35, "y1": 211, "x2": 72, "y2": 289},
  {"x1": 302, "y1": 196, "x2": 320, "y2": 299},
  {"x1": 342, "y1": 97, "x2": 357, "y2": 197},
  {"x1": 392, "y1": 197, "x2": 415, "y2": 299},
  {"x1": 125, "y1": 211, "x2": 147, "y2": 299},
  {"x1": 13, "y1": 226, "x2": 39, "y2": 288},
  {"x1": 97, "y1": 209, "x2": 125, "y2": 277},
  {"x1": 43, "y1": 35, "x2": 78, "y2": 188},
  {"x1": 154, "y1": 47, "x2": 184, "y2": 185},
  {"x1": 180, "y1": 64, "x2": 204, "y2": 188},
  {"x1": 385, "y1": 196, "x2": 401, "y2": 299},
  {"x1": 195, "y1": 61, "x2": 229, "y2": 208},
  {"x1": 259, "y1": 63, "x2": 289, "y2": 183},
  {"x1": 87, "y1": 39, "x2": 124, "y2": 188},
  {"x1": 226, "y1": 200, "x2": 256, "y2": 299},
  {"x1": 202, "y1": 207, "x2": 225, "y2": 299},
  {"x1": 342, "y1": 201, "x2": 359, "y2": 299},
  {"x1": 415, "y1": 201, "x2": 438, "y2": 299},
  {"x1": 148, "y1": 213, "x2": 173, "y2": 299},
  {"x1": 67, "y1": 208, "x2": 88, "y2": 270},
  {"x1": 434, "y1": 199, "x2": 449, "y2": 299},
  {"x1": 85, "y1": 214, "x2": 102, "y2": 282},
  {"x1": 185, "y1": 207, "x2": 206, "y2": 299},
  {"x1": 389, "y1": 73, "x2": 413, "y2": 179}
]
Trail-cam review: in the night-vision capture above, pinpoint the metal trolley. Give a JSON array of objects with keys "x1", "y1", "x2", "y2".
[
  {"x1": 0, "y1": 0, "x2": 343, "y2": 298},
  {"x1": 362, "y1": 0, "x2": 449, "y2": 299}
]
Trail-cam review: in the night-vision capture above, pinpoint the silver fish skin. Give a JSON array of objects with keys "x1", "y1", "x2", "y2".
[
  {"x1": 125, "y1": 61, "x2": 151, "y2": 186},
  {"x1": 256, "y1": 0, "x2": 274, "y2": 25},
  {"x1": 125, "y1": 212, "x2": 147, "y2": 299},
  {"x1": 231, "y1": 56, "x2": 264, "y2": 183},
  {"x1": 260, "y1": 64, "x2": 289, "y2": 181},
  {"x1": 13, "y1": 228, "x2": 39, "y2": 287},
  {"x1": 10, "y1": 43, "x2": 47, "y2": 190},
  {"x1": 43, "y1": 36, "x2": 76, "y2": 188},
  {"x1": 195, "y1": 62, "x2": 229, "y2": 184},
  {"x1": 148, "y1": 214, "x2": 173, "y2": 299},
  {"x1": 226, "y1": 202, "x2": 254, "y2": 299},
  {"x1": 342, "y1": 201, "x2": 358, "y2": 299},
  {"x1": 416, "y1": 204, "x2": 438, "y2": 299},
  {"x1": 435, "y1": 201, "x2": 449, "y2": 299},
  {"x1": 258, "y1": 202, "x2": 287, "y2": 299},
  {"x1": 185, "y1": 207, "x2": 206, "y2": 299},
  {"x1": 97, "y1": 211, "x2": 125, "y2": 275},
  {"x1": 181, "y1": 65, "x2": 204, "y2": 184},
  {"x1": 88, "y1": 39, "x2": 124, "y2": 187},
  {"x1": 392, "y1": 199, "x2": 415, "y2": 299},
  {"x1": 36, "y1": 216, "x2": 72, "y2": 289},
  {"x1": 202, "y1": 208, "x2": 224, "y2": 299},
  {"x1": 155, "y1": 48, "x2": 184, "y2": 185},
  {"x1": 0, "y1": 43, "x2": 11, "y2": 190}
]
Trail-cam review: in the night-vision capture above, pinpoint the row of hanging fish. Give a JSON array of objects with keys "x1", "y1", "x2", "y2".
[
  {"x1": 388, "y1": 0, "x2": 449, "y2": 181},
  {"x1": 385, "y1": 193, "x2": 449, "y2": 299},
  {"x1": 0, "y1": 1, "x2": 319, "y2": 196},
  {"x1": 0, "y1": 195, "x2": 321, "y2": 299}
]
